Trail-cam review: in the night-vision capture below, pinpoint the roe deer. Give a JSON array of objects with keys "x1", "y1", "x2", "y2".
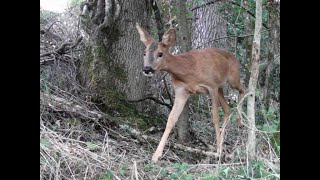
[{"x1": 136, "y1": 23, "x2": 245, "y2": 162}]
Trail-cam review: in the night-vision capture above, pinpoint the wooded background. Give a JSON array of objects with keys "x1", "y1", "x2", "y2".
[{"x1": 40, "y1": 0, "x2": 280, "y2": 179}]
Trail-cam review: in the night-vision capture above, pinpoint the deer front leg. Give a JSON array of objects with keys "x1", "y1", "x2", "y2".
[{"x1": 152, "y1": 87, "x2": 189, "y2": 162}]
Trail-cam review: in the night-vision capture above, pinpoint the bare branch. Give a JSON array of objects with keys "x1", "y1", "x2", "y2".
[
  {"x1": 40, "y1": 36, "x2": 83, "y2": 58},
  {"x1": 190, "y1": 0, "x2": 224, "y2": 11},
  {"x1": 119, "y1": 125, "x2": 221, "y2": 158},
  {"x1": 196, "y1": 29, "x2": 271, "y2": 49},
  {"x1": 127, "y1": 96, "x2": 172, "y2": 110},
  {"x1": 150, "y1": 0, "x2": 164, "y2": 41},
  {"x1": 162, "y1": 75, "x2": 173, "y2": 106},
  {"x1": 190, "y1": 0, "x2": 269, "y2": 29},
  {"x1": 92, "y1": 0, "x2": 105, "y2": 24},
  {"x1": 41, "y1": 91, "x2": 102, "y2": 120}
]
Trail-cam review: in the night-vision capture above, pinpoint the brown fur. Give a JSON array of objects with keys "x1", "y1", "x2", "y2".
[{"x1": 136, "y1": 23, "x2": 245, "y2": 162}]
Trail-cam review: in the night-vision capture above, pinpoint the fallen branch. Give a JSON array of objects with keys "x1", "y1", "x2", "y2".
[
  {"x1": 127, "y1": 96, "x2": 172, "y2": 110},
  {"x1": 119, "y1": 124, "x2": 221, "y2": 158},
  {"x1": 162, "y1": 73, "x2": 173, "y2": 106},
  {"x1": 40, "y1": 91, "x2": 117, "y2": 125},
  {"x1": 40, "y1": 57, "x2": 56, "y2": 65},
  {"x1": 47, "y1": 21, "x2": 64, "y2": 32},
  {"x1": 40, "y1": 36, "x2": 83, "y2": 58},
  {"x1": 41, "y1": 91, "x2": 102, "y2": 120}
]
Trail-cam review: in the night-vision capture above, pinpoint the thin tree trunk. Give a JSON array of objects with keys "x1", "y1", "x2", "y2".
[
  {"x1": 263, "y1": 5, "x2": 278, "y2": 109},
  {"x1": 247, "y1": 0, "x2": 262, "y2": 160},
  {"x1": 175, "y1": 0, "x2": 192, "y2": 143},
  {"x1": 244, "y1": 0, "x2": 252, "y2": 87}
]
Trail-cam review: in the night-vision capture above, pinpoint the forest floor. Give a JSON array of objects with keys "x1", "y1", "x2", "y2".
[{"x1": 40, "y1": 80, "x2": 279, "y2": 179}]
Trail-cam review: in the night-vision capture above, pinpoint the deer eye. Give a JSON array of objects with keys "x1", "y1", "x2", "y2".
[
  {"x1": 143, "y1": 52, "x2": 146, "y2": 56},
  {"x1": 158, "y1": 52, "x2": 163, "y2": 57}
]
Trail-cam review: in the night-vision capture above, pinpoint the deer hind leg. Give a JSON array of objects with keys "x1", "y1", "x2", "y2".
[
  {"x1": 228, "y1": 70, "x2": 246, "y2": 128},
  {"x1": 152, "y1": 87, "x2": 189, "y2": 162},
  {"x1": 210, "y1": 88, "x2": 223, "y2": 155},
  {"x1": 218, "y1": 88, "x2": 230, "y2": 151}
]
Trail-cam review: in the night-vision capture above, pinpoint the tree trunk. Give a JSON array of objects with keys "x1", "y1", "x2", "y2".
[
  {"x1": 189, "y1": 0, "x2": 228, "y2": 132},
  {"x1": 263, "y1": 4, "x2": 279, "y2": 109},
  {"x1": 247, "y1": 0, "x2": 262, "y2": 160},
  {"x1": 244, "y1": 0, "x2": 253, "y2": 87},
  {"x1": 175, "y1": 0, "x2": 191, "y2": 143},
  {"x1": 190, "y1": 0, "x2": 228, "y2": 49},
  {"x1": 79, "y1": 0, "x2": 152, "y2": 114}
]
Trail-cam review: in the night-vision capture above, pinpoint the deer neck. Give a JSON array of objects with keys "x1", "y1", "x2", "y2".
[{"x1": 164, "y1": 53, "x2": 194, "y2": 83}]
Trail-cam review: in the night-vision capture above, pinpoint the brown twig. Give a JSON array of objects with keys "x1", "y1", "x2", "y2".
[
  {"x1": 47, "y1": 21, "x2": 64, "y2": 32},
  {"x1": 162, "y1": 74, "x2": 173, "y2": 106},
  {"x1": 127, "y1": 96, "x2": 172, "y2": 110}
]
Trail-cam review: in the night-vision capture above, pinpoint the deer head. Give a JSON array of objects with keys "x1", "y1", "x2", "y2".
[{"x1": 136, "y1": 23, "x2": 176, "y2": 77}]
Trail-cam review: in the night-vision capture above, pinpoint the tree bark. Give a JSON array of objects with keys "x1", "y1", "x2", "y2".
[
  {"x1": 244, "y1": 0, "x2": 253, "y2": 87},
  {"x1": 189, "y1": 0, "x2": 228, "y2": 137},
  {"x1": 175, "y1": 0, "x2": 192, "y2": 143},
  {"x1": 263, "y1": 4, "x2": 279, "y2": 109},
  {"x1": 79, "y1": 0, "x2": 152, "y2": 114},
  {"x1": 190, "y1": 0, "x2": 228, "y2": 49},
  {"x1": 247, "y1": 0, "x2": 262, "y2": 160}
]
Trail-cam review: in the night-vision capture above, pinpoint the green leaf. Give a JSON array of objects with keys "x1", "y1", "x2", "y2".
[
  {"x1": 218, "y1": 107, "x2": 224, "y2": 116},
  {"x1": 173, "y1": 163, "x2": 180, "y2": 169},
  {"x1": 99, "y1": 170, "x2": 114, "y2": 180},
  {"x1": 85, "y1": 141, "x2": 99, "y2": 151},
  {"x1": 180, "y1": 163, "x2": 189, "y2": 171},
  {"x1": 119, "y1": 163, "x2": 128, "y2": 176},
  {"x1": 256, "y1": 89, "x2": 261, "y2": 97},
  {"x1": 202, "y1": 174, "x2": 213, "y2": 180},
  {"x1": 170, "y1": 172, "x2": 178, "y2": 180},
  {"x1": 276, "y1": 145, "x2": 280, "y2": 154},
  {"x1": 182, "y1": 174, "x2": 193, "y2": 180},
  {"x1": 186, "y1": 12, "x2": 193, "y2": 18},
  {"x1": 173, "y1": 163, "x2": 189, "y2": 171},
  {"x1": 160, "y1": 169, "x2": 168, "y2": 177},
  {"x1": 144, "y1": 163, "x2": 158, "y2": 171},
  {"x1": 164, "y1": 99, "x2": 171, "y2": 104},
  {"x1": 40, "y1": 138, "x2": 51, "y2": 149},
  {"x1": 212, "y1": 176, "x2": 219, "y2": 180},
  {"x1": 222, "y1": 167, "x2": 230, "y2": 178},
  {"x1": 262, "y1": 123, "x2": 277, "y2": 133}
]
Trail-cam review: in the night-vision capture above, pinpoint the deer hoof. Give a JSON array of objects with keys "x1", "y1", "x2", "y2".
[
  {"x1": 152, "y1": 153, "x2": 161, "y2": 162},
  {"x1": 237, "y1": 119, "x2": 244, "y2": 129},
  {"x1": 238, "y1": 123, "x2": 244, "y2": 129}
]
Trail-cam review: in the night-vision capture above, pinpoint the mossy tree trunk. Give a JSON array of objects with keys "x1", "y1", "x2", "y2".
[{"x1": 79, "y1": 0, "x2": 152, "y2": 114}]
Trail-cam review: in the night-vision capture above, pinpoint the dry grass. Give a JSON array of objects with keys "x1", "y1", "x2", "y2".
[{"x1": 40, "y1": 91, "x2": 280, "y2": 179}]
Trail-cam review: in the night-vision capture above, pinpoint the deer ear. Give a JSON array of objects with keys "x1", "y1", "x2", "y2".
[
  {"x1": 161, "y1": 28, "x2": 176, "y2": 47},
  {"x1": 136, "y1": 23, "x2": 155, "y2": 46}
]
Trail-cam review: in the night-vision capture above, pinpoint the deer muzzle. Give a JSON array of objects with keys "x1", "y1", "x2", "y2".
[{"x1": 142, "y1": 66, "x2": 155, "y2": 76}]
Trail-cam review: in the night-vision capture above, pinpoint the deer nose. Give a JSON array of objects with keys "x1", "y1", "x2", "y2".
[{"x1": 143, "y1": 66, "x2": 155, "y2": 74}]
